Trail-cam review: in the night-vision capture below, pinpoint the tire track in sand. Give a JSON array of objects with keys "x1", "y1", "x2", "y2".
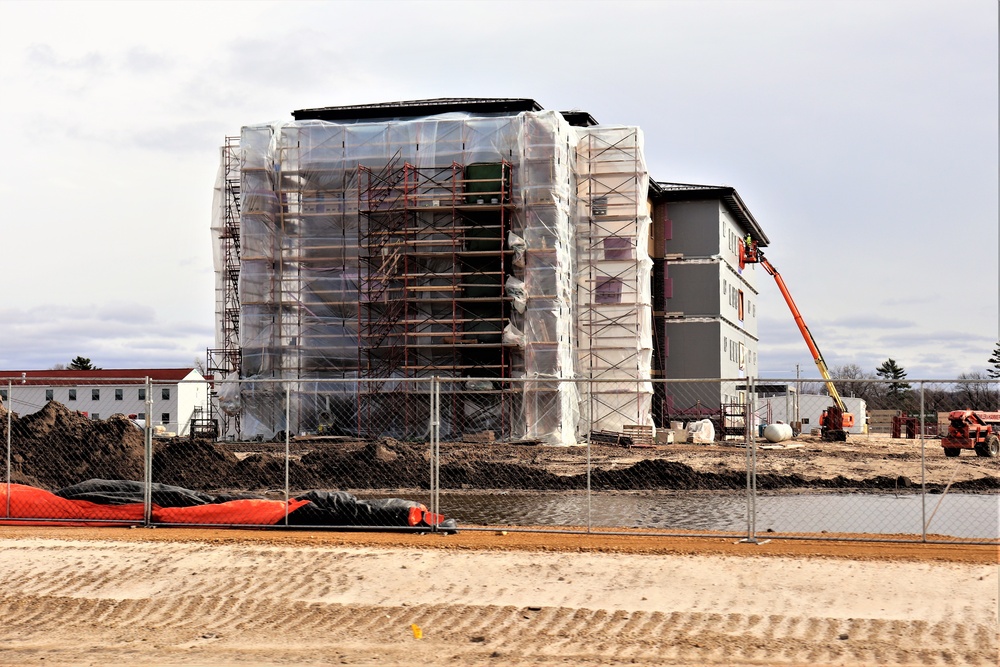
[{"x1": 0, "y1": 593, "x2": 996, "y2": 665}]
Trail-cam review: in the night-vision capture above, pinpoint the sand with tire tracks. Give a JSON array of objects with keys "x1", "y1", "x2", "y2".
[{"x1": 0, "y1": 527, "x2": 995, "y2": 666}]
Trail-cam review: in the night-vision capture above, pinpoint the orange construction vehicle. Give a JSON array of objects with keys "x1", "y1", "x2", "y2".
[
  {"x1": 941, "y1": 410, "x2": 1000, "y2": 458},
  {"x1": 740, "y1": 238, "x2": 855, "y2": 441}
]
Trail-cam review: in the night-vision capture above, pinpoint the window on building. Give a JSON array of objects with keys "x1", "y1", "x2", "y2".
[
  {"x1": 68, "y1": 389, "x2": 77, "y2": 401},
  {"x1": 0, "y1": 390, "x2": 6, "y2": 401},
  {"x1": 91, "y1": 413, "x2": 100, "y2": 421},
  {"x1": 138, "y1": 388, "x2": 146, "y2": 400},
  {"x1": 603, "y1": 237, "x2": 632, "y2": 260},
  {"x1": 45, "y1": 389, "x2": 53, "y2": 401},
  {"x1": 595, "y1": 277, "x2": 623, "y2": 304},
  {"x1": 137, "y1": 412, "x2": 145, "y2": 420},
  {"x1": 591, "y1": 196, "x2": 608, "y2": 216},
  {"x1": 115, "y1": 388, "x2": 123, "y2": 401},
  {"x1": 162, "y1": 387, "x2": 170, "y2": 400},
  {"x1": 161, "y1": 413, "x2": 170, "y2": 425},
  {"x1": 92, "y1": 389, "x2": 100, "y2": 401},
  {"x1": 738, "y1": 290, "x2": 745, "y2": 321}
]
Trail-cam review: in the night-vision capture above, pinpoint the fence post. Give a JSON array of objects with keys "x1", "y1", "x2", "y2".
[
  {"x1": 741, "y1": 376, "x2": 764, "y2": 544},
  {"x1": 284, "y1": 380, "x2": 291, "y2": 526},
  {"x1": 429, "y1": 376, "x2": 440, "y2": 529},
  {"x1": 920, "y1": 381, "x2": 926, "y2": 542},
  {"x1": 143, "y1": 376, "x2": 153, "y2": 526},
  {"x1": 586, "y1": 380, "x2": 592, "y2": 534},
  {"x1": 5, "y1": 380, "x2": 11, "y2": 519}
]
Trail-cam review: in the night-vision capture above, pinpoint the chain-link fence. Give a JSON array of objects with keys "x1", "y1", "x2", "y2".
[{"x1": 1, "y1": 376, "x2": 996, "y2": 543}]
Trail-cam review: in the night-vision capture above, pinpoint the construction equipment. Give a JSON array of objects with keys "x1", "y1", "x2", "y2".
[
  {"x1": 740, "y1": 238, "x2": 855, "y2": 441},
  {"x1": 941, "y1": 410, "x2": 1000, "y2": 457}
]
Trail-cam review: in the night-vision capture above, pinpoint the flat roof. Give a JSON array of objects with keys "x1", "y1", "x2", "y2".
[{"x1": 653, "y1": 182, "x2": 770, "y2": 246}]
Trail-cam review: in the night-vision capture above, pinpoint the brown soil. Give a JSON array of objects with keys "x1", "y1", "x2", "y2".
[
  {"x1": 3, "y1": 402, "x2": 997, "y2": 495},
  {"x1": 0, "y1": 525, "x2": 995, "y2": 563}
]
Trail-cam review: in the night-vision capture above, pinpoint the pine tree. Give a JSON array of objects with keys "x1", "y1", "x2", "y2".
[
  {"x1": 875, "y1": 358, "x2": 911, "y2": 404},
  {"x1": 68, "y1": 356, "x2": 100, "y2": 371},
  {"x1": 988, "y1": 341, "x2": 1000, "y2": 379}
]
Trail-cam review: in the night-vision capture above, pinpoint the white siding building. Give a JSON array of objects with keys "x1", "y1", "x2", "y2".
[{"x1": 0, "y1": 369, "x2": 211, "y2": 437}]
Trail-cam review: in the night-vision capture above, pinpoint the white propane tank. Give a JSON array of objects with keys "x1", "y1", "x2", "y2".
[{"x1": 763, "y1": 423, "x2": 793, "y2": 443}]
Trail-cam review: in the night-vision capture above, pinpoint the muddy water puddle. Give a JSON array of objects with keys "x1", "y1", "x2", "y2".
[{"x1": 383, "y1": 491, "x2": 999, "y2": 539}]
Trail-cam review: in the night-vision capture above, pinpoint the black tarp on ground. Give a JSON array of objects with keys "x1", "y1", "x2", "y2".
[{"x1": 53, "y1": 479, "x2": 457, "y2": 530}]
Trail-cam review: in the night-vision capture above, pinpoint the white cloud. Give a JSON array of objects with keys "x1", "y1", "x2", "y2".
[{"x1": 0, "y1": 0, "x2": 995, "y2": 379}]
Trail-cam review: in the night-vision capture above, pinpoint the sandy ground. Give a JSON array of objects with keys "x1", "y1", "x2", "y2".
[
  {"x1": 0, "y1": 527, "x2": 995, "y2": 667},
  {"x1": 533, "y1": 432, "x2": 1000, "y2": 487}
]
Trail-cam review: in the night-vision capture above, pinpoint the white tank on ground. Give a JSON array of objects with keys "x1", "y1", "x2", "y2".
[{"x1": 763, "y1": 423, "x2": 793, "y2": 443}]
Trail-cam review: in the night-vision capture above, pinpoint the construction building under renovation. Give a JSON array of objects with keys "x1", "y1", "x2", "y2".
[{"x1": 209, "y1": 98, "x2": 767, "y2": 444}]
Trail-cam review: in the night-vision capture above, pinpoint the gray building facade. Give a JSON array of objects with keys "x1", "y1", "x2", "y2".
[{"x1": 651, "y1": 184, "x2": 769, "y2": 414}]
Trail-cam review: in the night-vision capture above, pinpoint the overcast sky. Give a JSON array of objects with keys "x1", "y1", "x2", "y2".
[{"x1": 0, "y1": 0, "x2": 995, "y2": 380}]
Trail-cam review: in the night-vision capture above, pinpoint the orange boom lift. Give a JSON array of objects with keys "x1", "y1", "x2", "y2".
[{"x1": 740, "y1": 238, "x2": 855, "y2": 441}]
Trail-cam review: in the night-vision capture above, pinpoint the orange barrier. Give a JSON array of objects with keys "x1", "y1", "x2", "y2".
[
  {"x1": 0, "y1": 483, "x2": 310, "y2": 527},
  {"x1": 153, "y1": 498, "x2": 310, "y2": 525},
  {"x1": 0, "y1": 483, "x2": 144, "y2": 526}
]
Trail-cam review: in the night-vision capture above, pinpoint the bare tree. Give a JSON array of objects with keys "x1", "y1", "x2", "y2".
[
  {"x1": 830, "y1": 363, "x2": 879, "y2": 405},
  {"x1": 955, "y1": 371, "x2": 1000, "y2": 411}
]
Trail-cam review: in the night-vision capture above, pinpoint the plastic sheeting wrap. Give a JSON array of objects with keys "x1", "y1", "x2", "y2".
[
  {"x1": 574, "y1": 127, "x2": 654, "y2": 435},
  {"x1": 213, "y1": 109, "x2": 654, "y2": 445},
  {"x1": 517, "y1": 112, "x2": 579, "y2": 445}
]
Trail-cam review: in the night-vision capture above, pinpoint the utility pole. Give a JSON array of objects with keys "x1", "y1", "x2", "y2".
[{"x1": 795, "y1": 364, "x2": 801, "y2": 426}]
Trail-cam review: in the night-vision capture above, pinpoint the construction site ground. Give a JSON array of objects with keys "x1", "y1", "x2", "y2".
[
  {"x1": 209, "y1": 432, "x2": 1000, "y2": 494},
  {"x1": 3, "y1": 404, "x2": 998, "y2": 666},
  {"x1": 6, "y1": 403, "x2": 998, "y2": 493},
  {"x1": 0, "y1": 526, "x2": 996, "y2": 667}
]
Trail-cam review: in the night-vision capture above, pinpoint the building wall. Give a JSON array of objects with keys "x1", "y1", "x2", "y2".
[
  {"x1": 662, "y1": 320, "x2": 721, "y2": 378},
  {"x1": 0, "y1": 377, "x2": 210, "y2": 437},
  {"x1": 657, "y1": 198, "x2": 760, "y2": 391}
]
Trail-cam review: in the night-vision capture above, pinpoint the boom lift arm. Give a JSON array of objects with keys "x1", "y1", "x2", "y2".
[{"x1": 740, "y1": 238, "x2": 854, "y2": 439}]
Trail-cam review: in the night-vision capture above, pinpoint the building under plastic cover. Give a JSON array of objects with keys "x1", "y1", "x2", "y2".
[{"x1": 209, "y1": 98, "x2": 765, "y2": 444}]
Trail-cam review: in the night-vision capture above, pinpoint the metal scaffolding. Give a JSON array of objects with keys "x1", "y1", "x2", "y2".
[{"x1": 356, "y1": 160, "x2": 517, "y2": 438}]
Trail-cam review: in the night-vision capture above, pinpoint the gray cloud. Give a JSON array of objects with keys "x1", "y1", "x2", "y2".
[{"x1": 0, "y1": 304, "x2": 211, "y2": 370}]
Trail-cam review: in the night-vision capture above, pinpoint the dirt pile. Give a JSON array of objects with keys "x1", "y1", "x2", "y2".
[
  {"x1": 2, "y1": 402, "x2": 145, "y2": 489},
  {"x1": 152, "y1": 439, "x2": 239, "y2": 489},
  {"x1": 3, "y1": 406, "x2": 998, "y2": 493}
]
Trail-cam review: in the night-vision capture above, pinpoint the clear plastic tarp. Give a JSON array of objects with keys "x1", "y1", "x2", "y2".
[{"x1": 212, "y1": 110, "x2": 653, "y2": 445}]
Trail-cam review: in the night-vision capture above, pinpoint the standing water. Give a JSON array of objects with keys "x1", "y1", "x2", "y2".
[{"x1": 409, "y1": 491, "x2": 999, "y2": 539}]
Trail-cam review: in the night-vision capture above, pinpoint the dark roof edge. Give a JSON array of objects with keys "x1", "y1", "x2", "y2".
[
  {"x1": 652, "y1": 182, "x2": 770, "y2": 246},
  {"x1": 558, "y1": 110, "x2": 599, "y2": 127},
  {"x1": 293, "y1": 98, "x2": 543, "y2": 121}
]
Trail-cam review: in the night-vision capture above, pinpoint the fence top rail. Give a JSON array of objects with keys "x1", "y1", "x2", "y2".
[{"x1": 197, "y1": 377, "x2": 996, "y2": 387}]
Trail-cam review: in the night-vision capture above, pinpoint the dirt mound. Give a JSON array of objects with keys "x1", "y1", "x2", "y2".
[
  {"x1": 152, "y1": 439, "x2": 240, "y2": 488},
  {"x1": 5, "y1": 408, "x2": 998, "y2": 495},
  {"x1": 299, "y1": 438, "x2": 430, "y2": 490},
  {"x1": 3, "y1": 402, "x2": 144, "y2": 489}
]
